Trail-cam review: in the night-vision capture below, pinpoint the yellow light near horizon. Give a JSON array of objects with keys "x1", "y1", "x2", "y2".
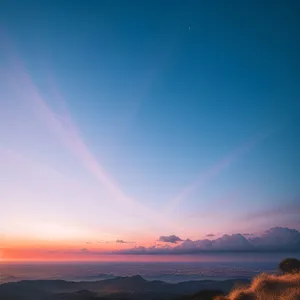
[
  {"x1": 31, "y1": 222, "x2": 90, "y2": 240},
  {"x1": 3, "y1": 220, "x2": 94, "y2": 242}
]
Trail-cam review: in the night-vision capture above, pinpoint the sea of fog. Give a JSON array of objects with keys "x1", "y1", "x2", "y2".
[{"x1": 1, "y1": 252, "x2": 300, "y2": 284}]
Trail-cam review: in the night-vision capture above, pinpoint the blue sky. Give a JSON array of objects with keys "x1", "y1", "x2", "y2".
[{"x1": 0, "y1": 0, "x2": 300, "y2": 251}]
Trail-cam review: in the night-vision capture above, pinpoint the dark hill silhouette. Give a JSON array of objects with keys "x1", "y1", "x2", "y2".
[
  {"x1": 178, "y1": 289, "x2": 225, "y2": 300},
  {"x1": 56, "y1": 290, "x2": 98, "y2": 300},
  {"x1": 0, "y1": 276, "x2": 249, "y2": 300}
]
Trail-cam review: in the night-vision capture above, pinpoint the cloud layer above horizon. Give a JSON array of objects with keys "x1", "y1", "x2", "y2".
[{"x1": 115, "y1": 227, "x2": 300, "y2": 254}]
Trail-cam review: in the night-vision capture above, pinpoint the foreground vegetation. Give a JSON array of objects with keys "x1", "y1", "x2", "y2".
[
  {"x1": 215, "y1": 258, "x2": 300, "y2": 300},
  {"x1": 215, "y1": 272, "x2": 300, "y2": 300}
]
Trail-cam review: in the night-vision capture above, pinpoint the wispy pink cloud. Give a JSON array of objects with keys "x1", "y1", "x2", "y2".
[
  {"x1": 164, "y1": 133, "x2": 270, "y2": 215},
  {"x1": 243, "y1": 200, "x2": 300, "y2": 221},
  {"x1": 0, "y1": 34, "x2": 174, "y2": 230},
  {"x1": 182, "y1": 188, "x2": 244, "y2": 220}
]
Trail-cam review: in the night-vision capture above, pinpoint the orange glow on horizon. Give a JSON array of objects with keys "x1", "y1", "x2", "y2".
[{"x1": 0, "y1": 236, "x2": 164, "y2": 262}]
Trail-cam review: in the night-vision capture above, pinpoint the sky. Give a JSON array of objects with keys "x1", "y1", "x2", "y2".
[{"x1": 0, "y1": 0, "x2": 300, "y2": 261}]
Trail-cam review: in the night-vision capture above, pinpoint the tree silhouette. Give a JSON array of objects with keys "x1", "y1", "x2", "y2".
[{"x1": 279, "y1": 258, "x2": 300, "y2": 273}]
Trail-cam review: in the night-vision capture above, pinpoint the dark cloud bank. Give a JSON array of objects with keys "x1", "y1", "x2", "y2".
[
  {"x1": 158, "y1": 235, "x2": 182, "y2": 243},
  {"x1": 115, "y1": 227, "x2": 300, "y2": 254}
]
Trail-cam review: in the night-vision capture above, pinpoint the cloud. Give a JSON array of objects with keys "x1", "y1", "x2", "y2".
[
  {"x1": 115, "y1": 227, "x2": 300, "y2": 254},
  {"x1": 98, "y1": 240, "x2": 115, "y2": 243},
  {"x1": 248, "y1": 227, "x2": 300, "y2": 250},
  {"x1": 98, "y1": 239, "x2": 135, "y2": 244},
  {"x1": 158, "y1": 235, "x2": 182, "y2": 243},
  {"x1": 80, "y1": 248, "x2": 89, "y2": 253},
  {"x1": 47, "y1": 250, "x2": 58, "y2": 254},
  {"x1": 206, "y1": 234, "x2": 215, "y2": 237},
  {"x1": 174, "y1": 234, "x2": 252, "y2": 252},
  {"x1": 243, "y1": 201, "x2": 300, "y2": 222},
  {"x1": 116, "y1": 239, "x2": 135, "y2": 244},
  {"x1": 114, "y1": 244, "x2": 172, "y2": 255},
  {"x1": 38, "y1": 227, "x2": 300, "y2": 257},
  {"x1": 116, "y1": 239, "x2": 126, "y2": 243}
]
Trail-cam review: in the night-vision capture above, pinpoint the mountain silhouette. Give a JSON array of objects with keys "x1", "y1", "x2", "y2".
[{"x1": 0, "y1": 276, "x2": 249, "y2": 300}]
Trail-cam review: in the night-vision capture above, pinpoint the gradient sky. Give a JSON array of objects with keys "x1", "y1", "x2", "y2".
[{"x1": 1, "y1": 0, "x2": 300, "y2": 260}]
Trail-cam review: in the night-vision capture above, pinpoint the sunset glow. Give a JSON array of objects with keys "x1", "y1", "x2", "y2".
[{"x1": 1, "y1": 0, "x2": 300, "y2": 263}]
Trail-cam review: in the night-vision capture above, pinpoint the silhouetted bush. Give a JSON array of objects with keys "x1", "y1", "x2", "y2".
[{"x1": 279, "y1": 258, "x2": 300, "y2": 274}]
